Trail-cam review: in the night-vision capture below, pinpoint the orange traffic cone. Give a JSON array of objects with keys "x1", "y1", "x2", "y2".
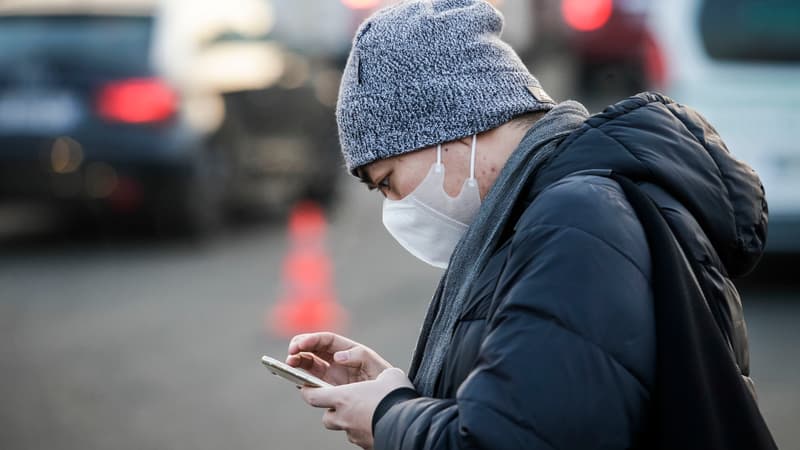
[{"x1": 269, "y1": 201, "x2": 347, "y2": 338}]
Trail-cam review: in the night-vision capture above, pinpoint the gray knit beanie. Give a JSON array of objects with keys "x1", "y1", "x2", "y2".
[{"x1": 336, "y1": 0, "x2": 555, "y2": 173}]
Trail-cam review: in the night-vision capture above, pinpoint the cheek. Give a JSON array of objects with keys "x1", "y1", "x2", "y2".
[
  {"x1": 391, "y1": 166, "x2": 429, "y2": 200},
  {"x1": 440, "y1": 149, "x2": 471, "y2": 198},
  {"x1": 390, "y1": 173, "x2": 419, "y2": 200},
  {"x1": 387, "y1": 149, "x2": 437, "y2": 200}
]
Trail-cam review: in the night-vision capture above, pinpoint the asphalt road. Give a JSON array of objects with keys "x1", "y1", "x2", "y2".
[{"x1": 1, "y1": 180, "x2": 798, "y2": 450}]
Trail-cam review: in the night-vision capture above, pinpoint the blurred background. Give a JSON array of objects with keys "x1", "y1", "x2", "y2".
[{"x1": 0, "y1": 0, "x2": 798, "y2": 449}]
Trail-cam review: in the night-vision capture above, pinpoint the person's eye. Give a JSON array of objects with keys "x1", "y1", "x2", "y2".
[{"x1": 377, "y1": 176, "x2": 391, "y2": 196}]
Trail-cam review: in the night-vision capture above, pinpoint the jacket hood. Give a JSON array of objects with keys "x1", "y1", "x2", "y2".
[{"x1": 531, "y1": 92, "x2": 768, "y2": 277}]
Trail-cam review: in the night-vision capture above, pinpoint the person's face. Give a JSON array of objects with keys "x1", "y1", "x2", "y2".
[{"x1": 359, "y1": 139, "x2": 477, "y2": 201}]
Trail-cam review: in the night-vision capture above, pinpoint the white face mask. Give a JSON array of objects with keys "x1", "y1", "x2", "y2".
[{"x1": 382, "y1": 135, "x2": 482, "y2": 269}]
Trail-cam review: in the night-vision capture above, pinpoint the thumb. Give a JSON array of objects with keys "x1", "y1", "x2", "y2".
[
  {"x1": 333, "y1": 348, "x2": 360, "y2": 365},
  {"x1": 333, "y1": 347, "x2": 382, "y2": 371}
]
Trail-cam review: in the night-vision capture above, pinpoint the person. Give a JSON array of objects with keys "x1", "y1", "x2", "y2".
[{"x1": 285, "y1": 1, "x2": 773, "y2": 449}]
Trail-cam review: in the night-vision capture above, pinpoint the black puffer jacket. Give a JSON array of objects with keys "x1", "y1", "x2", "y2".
[{"x1": 373, "y1": 93, "x2": 768, "y2": 450}]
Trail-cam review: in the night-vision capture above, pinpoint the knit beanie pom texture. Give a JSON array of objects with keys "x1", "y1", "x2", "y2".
[{"x1": 336, "y1": 0, "x2": 554, "y2": 173}]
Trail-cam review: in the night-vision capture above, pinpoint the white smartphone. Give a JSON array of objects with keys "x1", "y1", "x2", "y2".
[{"x1": 261, "y1": 355, "x2": 332, "y2": 388}]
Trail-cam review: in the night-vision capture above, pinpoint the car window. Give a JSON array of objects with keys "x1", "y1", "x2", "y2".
[
  {"x1": 0, "y1": 15, "x2": 153, "y2": 75},
  {"x1": 699, "y1": 0, "x2": 800, "y2": 62}
]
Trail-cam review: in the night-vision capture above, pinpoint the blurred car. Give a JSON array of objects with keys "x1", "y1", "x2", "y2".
[
  {"x1": 558, "y1": 0, "x2": 655, "y2": 96},
  {"x1": 0, "y1": 0, "x2": 344, "y2": 235},
  {"x1": 648, "y1": 0, "x2": 800, "y2": 252},
  {"x1": 156, "y1": 0, "x2": 345, "y2": 218},
  {"x1": 0, "y1": 2, "x2": 229, "y2": 234}
]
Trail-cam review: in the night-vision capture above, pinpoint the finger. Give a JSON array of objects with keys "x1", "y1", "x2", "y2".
[
  {"x1": 290, "y1": 332, "x2": 345, "y2": 357},
  {"x1": 286, "y1": 352, "x2": 330, "y2": 378},
  {"x1": 322, "y1": 409, "x2": 344, "y2": 431},
  {"x1": 289, "y1": 332, "x2": 356, "y2": 357},
  {"x1": 301, "y1": 386, "x2": 340, "y2": 409},
  {"x1": 287, "y1": 333, "x2": 309, "y2": 355}
]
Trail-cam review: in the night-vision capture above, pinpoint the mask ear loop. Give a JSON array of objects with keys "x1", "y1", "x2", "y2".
[{"x1": 468, "y1": 134, "x2": 478, "y2": 185}]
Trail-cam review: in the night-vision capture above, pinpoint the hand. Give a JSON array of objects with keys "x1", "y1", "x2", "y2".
[
  {"x1": 286, "y1": 332, "x2": 392, "y2": 386},
  {"x1": 301, "y1": 367, "x2": 414, "y2": 450}
]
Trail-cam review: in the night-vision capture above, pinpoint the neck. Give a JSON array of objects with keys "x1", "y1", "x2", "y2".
[{"x1": 476, "y1": 117, "x2": 542, "y2": 198}]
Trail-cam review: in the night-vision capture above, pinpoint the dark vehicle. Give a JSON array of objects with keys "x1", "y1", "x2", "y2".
[
  {"x1": 209, "y1": 49, "x2": 342, "y2": 219},
  {"x1": 522, "y1": 0, "x2": 656, "y2": 100},
  {"x1": 0, "y1": 3, "x2": 342, "y2": 235},
  {"x1": 559, "y1": 0, "x2": 657, "y2": 95},
  {"x1": 0, "y1": 12, "x2": 228, "y2": 234}
]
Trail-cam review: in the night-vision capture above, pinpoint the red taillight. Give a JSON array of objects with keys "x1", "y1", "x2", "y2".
[
  {"x1": 562, "y1": 0, "x2": 613, "y2": 32},
  {"x1": 96, "y1": 78, "x2": 177, "y2": 124}
]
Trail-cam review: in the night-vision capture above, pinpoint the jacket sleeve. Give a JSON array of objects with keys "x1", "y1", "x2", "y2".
[{"x1": 374, "y1": 176, "x2": 656, "y2": 450}]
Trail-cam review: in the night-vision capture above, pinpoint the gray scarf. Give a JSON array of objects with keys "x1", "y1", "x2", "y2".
[{"x1": 410, "y1": 101, "x2": 590, "y2": 396}]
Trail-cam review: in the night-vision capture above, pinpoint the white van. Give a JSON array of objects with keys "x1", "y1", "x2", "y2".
[{"x1": 647, "y1": 0, "x2": 800, "y2": 252}]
